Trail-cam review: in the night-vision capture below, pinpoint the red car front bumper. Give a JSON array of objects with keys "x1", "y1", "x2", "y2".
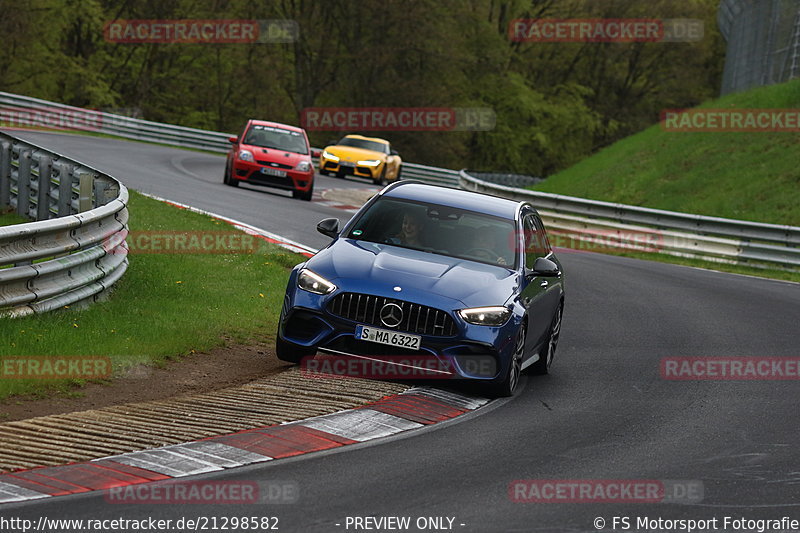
[{"x1": 232, "y1": 160, "x2": 313, "y2": 191}]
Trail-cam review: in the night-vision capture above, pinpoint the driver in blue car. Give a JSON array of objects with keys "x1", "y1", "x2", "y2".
[{"x1": 470, "y1": 226, "x2": 508, "y2": 266}]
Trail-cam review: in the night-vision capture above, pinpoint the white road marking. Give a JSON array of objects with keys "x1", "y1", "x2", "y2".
[{"x1": 300, "y1": 409, "x2": 423, "y2": 442}]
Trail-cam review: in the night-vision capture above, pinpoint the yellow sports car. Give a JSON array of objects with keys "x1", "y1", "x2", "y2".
[{"x1": 318, "y1": 134, "x2": 402, "y2": 185}]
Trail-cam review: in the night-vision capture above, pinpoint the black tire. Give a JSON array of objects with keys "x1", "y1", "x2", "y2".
[
  {"x1": 292, "y1": 185, "x2": 313, "y2": 201},
  {"x1": 486, "y1": 323, "x2": 526, "y2": 398},
  {"x1": 319, "y1": 169, "x2": 329, "y2": 177},
  {"x1": 530, "y1": 302, "x2": 563, "y2": 375},
  {"x1": 223, "y1": 166, "x2": 239, "y2": 187},
  {"x1": 373, "y1": 165, "x2": 386, "y2": 186},
  {"x1": 276, "y1": 336, "x2": 315, "y2": 364}
]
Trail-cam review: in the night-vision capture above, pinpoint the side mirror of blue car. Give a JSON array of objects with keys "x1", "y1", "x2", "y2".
[
  {"x1": 317, "y1": 217, "x2": 340, "y2": 238},
  {"x1": 532, "y1": 257, "x2": 560, "y2": 277}
]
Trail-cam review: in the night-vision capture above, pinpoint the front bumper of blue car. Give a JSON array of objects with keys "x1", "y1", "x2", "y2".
[{"x1": 278, "y1": 270, "x2": 522, "y2": 383}]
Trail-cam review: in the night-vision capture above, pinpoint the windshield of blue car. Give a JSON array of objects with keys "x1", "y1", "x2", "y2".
[
  {"x1": 244, "y1": 125, "x2": 309, "y2": 154},
  {"x1": 347, "y1": 197, "x2": 517, "y2": 269},
  {"x1": 337, "y1": 137, "x2": 389, "y2": 154}
]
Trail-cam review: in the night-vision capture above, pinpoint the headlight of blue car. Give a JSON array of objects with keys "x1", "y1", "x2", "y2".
[
  {"x1": 297, "y1": 269, "x2": 337, "y2": 295},
  {"x1": 458, "y1": 306, "x2": 512, "y2": 326}
]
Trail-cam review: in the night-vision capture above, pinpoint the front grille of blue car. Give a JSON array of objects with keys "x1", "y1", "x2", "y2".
[{"x1": 327, "y1": 292, "x2": 457, "y2": 337}]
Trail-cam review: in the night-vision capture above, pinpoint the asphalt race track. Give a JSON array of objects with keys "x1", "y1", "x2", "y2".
[{"x1": 4, "y1": 131, "x2": 800, "y2": 532}]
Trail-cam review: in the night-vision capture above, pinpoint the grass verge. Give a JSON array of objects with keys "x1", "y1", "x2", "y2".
[
  {"x1": 531, "y1": 79, "x2": 800, "y2": 226},
  {"x1": 0, "y1": 191, "x2": 304, "y2": 400},
  {"x1": 0, "y1": 211, "x2": 28, "y2": 227}
]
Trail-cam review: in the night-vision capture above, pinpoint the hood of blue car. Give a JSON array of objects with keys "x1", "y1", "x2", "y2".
[{"x1": 307, "y1": 239, "x2": 519, "y2": 308}]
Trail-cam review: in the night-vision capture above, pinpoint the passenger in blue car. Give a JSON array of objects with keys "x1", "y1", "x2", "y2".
[{"x1": 389, "y1": 211, "x2": 427, "y2": 248}]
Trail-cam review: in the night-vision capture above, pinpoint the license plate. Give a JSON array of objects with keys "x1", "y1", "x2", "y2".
[
  {"x1": 339, "y1": 161, "x2": 355, "y2": 167},
  {"x1": 261, "y1": 167, "x2": 287, "y2": 177},
  {"x1": 355, "y1": 325, "x2": 421, "y2": 350}
]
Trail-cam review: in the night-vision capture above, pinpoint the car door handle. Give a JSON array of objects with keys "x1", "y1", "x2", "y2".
[{"x1": 540, "y1": 280, "x2": 549, "y2": 288}]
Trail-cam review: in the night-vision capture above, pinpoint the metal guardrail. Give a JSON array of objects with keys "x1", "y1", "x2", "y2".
[
  {"x1": 0, "y1": 91, "x2": 232, "y2": 153},
  {"x1": 398, "y1": 162, "x2": 459, "y2": 187},
  {"x1": 460, "y1": 171, "x2": 800, "y2": 270},
  {"x1": 465, "y1": 171, "x2": 543, "y2": 188},
  {"x1": 0, "y1": 132, "x2": 129, "y2": 317}
]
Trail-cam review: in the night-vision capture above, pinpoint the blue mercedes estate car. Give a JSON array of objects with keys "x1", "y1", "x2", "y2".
[{"x1": 276, "y1": 181, "x2": 565, "y2": 397}]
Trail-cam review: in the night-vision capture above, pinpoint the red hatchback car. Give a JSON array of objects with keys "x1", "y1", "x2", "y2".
[{"x1": 224, "y1": 120, "x2": 315, "y2": 201}]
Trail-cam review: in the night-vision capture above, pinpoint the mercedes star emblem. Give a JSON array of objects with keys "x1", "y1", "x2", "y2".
[{"x1": 379, "y1": 303, "x2": 403, "y2": 328}]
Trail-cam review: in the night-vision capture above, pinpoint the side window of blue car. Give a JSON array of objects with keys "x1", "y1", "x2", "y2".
[
  {"x1": 534, "y1": 216, "x2": 552, "y2": 255},
  {"x1": 523, "y1": 214, "x2": 550, "y2": 269}
]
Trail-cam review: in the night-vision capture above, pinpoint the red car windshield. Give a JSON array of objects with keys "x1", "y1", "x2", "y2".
[{"x1": 244, "y1": 124, "x2": 308, "y2": 154}]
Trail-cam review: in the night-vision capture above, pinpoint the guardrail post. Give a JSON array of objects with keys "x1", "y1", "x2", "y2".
[
  {"x1": 56, "y1": 162, "x2": 74, "y2": 216},
  {"x1": 0, "y1": 140, "x2": 10, "y2": 209},
  {"x1": 78, "y1": 172, "x2": 93, "y2": 212},
  {"x1": 37, "y1": 156, "x2": 52, "y2": 221},
  {"x1": 16, "y1": 150, "x2": 31, "y2": 218},
  {"x1": 94, "y1": 179, "x2": 111, "y2": 207}
]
